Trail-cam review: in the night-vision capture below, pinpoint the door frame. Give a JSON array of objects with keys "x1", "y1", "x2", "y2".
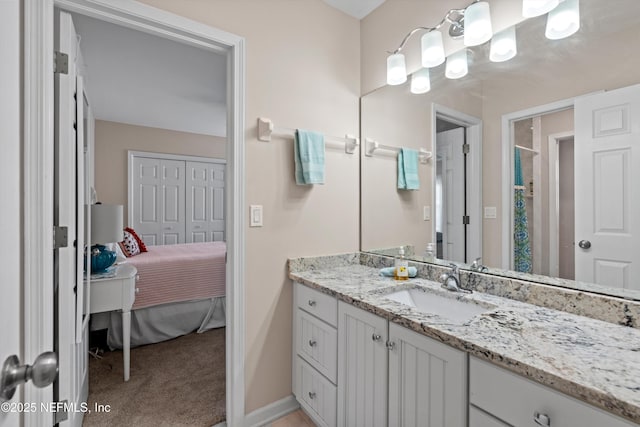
[
  {"x1": 431, "y1": 103, "x2": 483, "y2": 264},
  {"x1": 547, "y1": 131, "x2": 575, "y2": 277},
  {"x1": 24, "y1": 1, "x2": 246, "y2": 426},
  {"x1": 500, "y1": 97, "x2": 575, "y2": 270}
]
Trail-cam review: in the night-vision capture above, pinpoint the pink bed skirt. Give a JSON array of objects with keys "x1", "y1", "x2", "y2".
[{"x1": 122, "y1": 241, "x2": 226, "y2": 310}]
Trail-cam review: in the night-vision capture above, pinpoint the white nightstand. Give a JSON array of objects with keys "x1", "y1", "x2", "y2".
[{"x1": 89, "y1": 263, "x2": 137, "y2": 381}]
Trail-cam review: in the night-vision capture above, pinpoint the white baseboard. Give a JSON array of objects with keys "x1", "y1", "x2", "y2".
[{"x1": 244, "y1": 395, "x2": 299, "y2": 427}]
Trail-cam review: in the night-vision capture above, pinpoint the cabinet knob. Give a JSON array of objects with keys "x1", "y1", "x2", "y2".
[
  {"x1": 308, "y1": 340, "x2": 317, "y2": 347},
  {"x1": 533, "y1": 412, "x2": 551, "y2": 427},
  {"x1": 372, "y1": 333, "x2": 382, "y2": 342},
  {"x1": 386, "y1": 341, "x2": 396, "y2": 351},
  {"x1": 308, "y1": 300, "x2": 316, "y2": 307},
  {"x1": 308, "y1": 392, "x2": 316, "y2": 400}
]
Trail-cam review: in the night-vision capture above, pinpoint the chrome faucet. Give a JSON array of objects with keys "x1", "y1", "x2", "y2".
[
  {"x1": 470, "y1": 257, "x2": 488, "y2": 273},
  {"x1": 440, "y1": 263, "x2": 472, "y2": 293}
]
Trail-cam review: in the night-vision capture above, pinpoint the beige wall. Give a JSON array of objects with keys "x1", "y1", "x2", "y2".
[
  {"x1": 136, "y1": 0, "x2": 360, "y2": 413},
  {"x1": 94, "y1": 120, "x2": 226, "y2": 224}
]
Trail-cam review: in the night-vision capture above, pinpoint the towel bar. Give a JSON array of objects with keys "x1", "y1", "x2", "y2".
[
  {"x1": 365, "y1": 138, "x2": 432, "y2": 164},
  {"x1": 257, "y1": 117, "x2": 359, "y2": 154}
]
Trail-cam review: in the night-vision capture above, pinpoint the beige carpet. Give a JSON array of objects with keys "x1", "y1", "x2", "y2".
[{"x1": 84, "y1": 328, "x2": 225, "y2": 427}]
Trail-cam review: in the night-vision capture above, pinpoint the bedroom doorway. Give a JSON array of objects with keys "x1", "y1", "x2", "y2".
[{"x1": 24, "y1": 1, "x2": 245, "y2": 426}]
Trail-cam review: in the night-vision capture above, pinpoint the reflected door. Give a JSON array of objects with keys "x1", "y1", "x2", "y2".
[
  {"x1": 574, "y1": 84, "x2": 640, "y2": 289},
  {"x1": 436, "y1": 128, "x2": 465, "y2": 262}
]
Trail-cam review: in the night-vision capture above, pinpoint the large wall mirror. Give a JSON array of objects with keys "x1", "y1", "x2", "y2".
[{"x1": 360, "y1": 0, "x2": 640, "y2": 300}]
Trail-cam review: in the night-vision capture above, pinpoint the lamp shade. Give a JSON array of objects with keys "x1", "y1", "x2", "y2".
[
  {"x1": 91, "y1": 204, "x2": 123, "y2": 244},
  {"x1": 545, "y1": 0, "x2": 580, "y2": 40},
  {"x1": 445, "y1": 50, "x2": 468, "y2": 79},
  {"x1": 411, "y1": 68, "x2": 431, "y2": 94},
  {"x1": 490, "y1": 26, "x2": 517, "y2": 62},
  {"x1": 387, "y1": 53, "x2": 407, "y2": 85},
  {"x1": 522, "y1": 0, "x2": 559, "y2": 17},
  {"x1": 421, "y1": 31, "x2": 445, "y2": 68},
  {"x1": 464, "y1": 1, "x2": 493, "y2": 46}
]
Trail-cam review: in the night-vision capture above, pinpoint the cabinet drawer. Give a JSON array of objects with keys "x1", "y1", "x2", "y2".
[
  {"x1": 296, "y1": 356, "x2": 337, "y2": 427},
  {"x1": 469, "y1": 357, "x2": 635, "y2": 427},
  {"x1": 297, "y1": 309, "x2": 338, "y2": 383},
  {"x1": 296, "y1": 282, "x2": 337, "y2": 327},
  {"x1": 469, "y1": 405, "x2": 510, "y2": 427}
]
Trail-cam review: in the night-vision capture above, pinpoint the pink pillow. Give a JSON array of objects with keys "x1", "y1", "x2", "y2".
[{"x1": 118, "y1": 230, "x2": 141, "y2": 257}]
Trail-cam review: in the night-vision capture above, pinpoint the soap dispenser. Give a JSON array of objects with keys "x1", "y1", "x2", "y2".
[{"x1": 394, "y1": 246, "x2": 409, "y2": 281}]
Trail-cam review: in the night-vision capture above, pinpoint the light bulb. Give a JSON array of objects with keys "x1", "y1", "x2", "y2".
[
  {"x1": 490, "y1": 26, "x2": 517, "y2": 62},
  {"x1": 545, "y1": 0, "x2": 580, "y2": 40},
  {"x1": 445, "y1": 50, "x2": 468, "y2": 79},
  {"x1": 421, "y1": 31, "x2": 445, "y2": 68},
  {"x1": 387, "y1": 53, "x2": 407, "y2": 85},
  {"x1": 410, "y1": 68, "x2": 431, "y2": 94},
  {"x1": 522, "y1": 0, "x2": 559, "y2": 17},
  {"x1": 464, "y1": 1, "x2": 493, "y2": 47}
]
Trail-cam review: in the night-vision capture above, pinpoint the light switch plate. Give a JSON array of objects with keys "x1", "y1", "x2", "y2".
[
  {"x1": 484, "y1": 206, "x2": 497, "y2": 219},
  {"x1": 423, "y1": 206, "x2": 431, "y2": 221},
  {"x1": 250, "y1": 205, "x2": 263, "y2": 227}
]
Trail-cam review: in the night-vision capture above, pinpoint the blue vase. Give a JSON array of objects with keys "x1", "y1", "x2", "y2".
[{"x1": 89, "y1": 245, "x2": 117, "y2": 273}]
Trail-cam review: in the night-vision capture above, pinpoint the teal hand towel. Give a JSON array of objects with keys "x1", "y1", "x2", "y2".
[
  {"x1": 397, "y1": 148, "x2": 420, "y2": 190},
  {"x1": 379, "y1": 266, "x2": 418, "y2": 278},
  {"x1": 294, "y1": 129, "x2": 325, "y2": 185}
]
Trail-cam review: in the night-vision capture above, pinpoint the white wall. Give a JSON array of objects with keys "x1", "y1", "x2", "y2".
[{"x1": 137, "y1": 0, "x2": 361, "y2": 413}]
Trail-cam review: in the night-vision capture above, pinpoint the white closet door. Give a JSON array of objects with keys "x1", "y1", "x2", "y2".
[
  {"x1": 186, "y1": 161, "x2": 225, "y2": 242},
  {"x1": 132, "y1": 157, "x2": 185, "y2": 245}
]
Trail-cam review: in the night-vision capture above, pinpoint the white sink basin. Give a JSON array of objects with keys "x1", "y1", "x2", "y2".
[{"x1": 384, "y1": 288, "x2": 490, "y2": 324}]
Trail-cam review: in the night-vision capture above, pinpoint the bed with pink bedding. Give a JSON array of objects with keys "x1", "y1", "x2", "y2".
[
  {"x1": 105, "y1": 241, "x2": 226, "y2": 349},
  {"x1": 125, "y1": 241, "x2": 226, "y2": 310}
]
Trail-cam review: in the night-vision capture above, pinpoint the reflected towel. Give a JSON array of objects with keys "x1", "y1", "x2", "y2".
[
  {"x1": 379, "y1": 266, "x2": 418, "y2": 278},
  {"x1": 294, "y1": 129, "x2": 325, "y2": 185},
  {"x1": 398, "y1": 148, "x2": 420, "y2": 190}
]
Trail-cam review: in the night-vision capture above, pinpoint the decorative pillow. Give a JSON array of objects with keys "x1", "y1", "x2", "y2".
[
  {"x1": 124, "y1": 227, "x2": 147, "y2": 252},
  {"x1": 118, "y1": 230, "x2": 141, "y2": 257}
]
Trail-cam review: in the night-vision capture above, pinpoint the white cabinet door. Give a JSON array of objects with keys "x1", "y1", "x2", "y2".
[
  {"x1": 574, "y1": 84, "x2": 640, "y2": 289},
  {"x1": 337, "y1": 302, "x2": 388, "y2": 427},
  {"x1": 185, "y1": 161, "x2": 225, "y2": 242},
  {"x1": 132, "y1": 157, "x2": 185, "y2": 245},
  {"x1": 388, "y1": 323, "x2": 467, "y2": 427}
]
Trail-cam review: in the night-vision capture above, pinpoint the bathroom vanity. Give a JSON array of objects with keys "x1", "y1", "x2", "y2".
[{"x1": 289, "y1": 254, "x2": 640, "y2": 427}]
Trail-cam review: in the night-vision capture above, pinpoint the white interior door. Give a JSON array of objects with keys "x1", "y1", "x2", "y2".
[
  {"x1": 436, "y1": 128, "x2": 465, "y2": 262},
  {"x1": 0, "y1": 0, "x2": 23, "y2": 424},
  {"x1": 574, "y1": 84, "x2": 640, "y2": 289},
  {"x1": 55, "y1": 10, "x2": 88, "y2": 426},
  {"x1": 186, "y1": 161, "x2": 225, "y2": 242},
  {"x1": 132, "y1": 157, "x2": 186, "y2": 245}
]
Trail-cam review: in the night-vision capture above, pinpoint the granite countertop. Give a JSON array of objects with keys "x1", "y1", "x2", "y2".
[{"x1": 289, "y1": 263, "x2": 640, "y2": 424}]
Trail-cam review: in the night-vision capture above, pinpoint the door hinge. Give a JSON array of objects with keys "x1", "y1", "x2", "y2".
[
  {"x1": 53, "y1": 400, "x2": 69, "y2": 424},
  {"x1": 462, "y1": 143, "x2": 470, "y2": 154},
  {"x1": 53, "y1": 226, "x2": 69, "y2": 249},
  {"x1": 463, "y1": 215, "x2": 470, "y2": 225},
  {"x1": 54, "y1": 51, "x2": 69, "y2": 75}
]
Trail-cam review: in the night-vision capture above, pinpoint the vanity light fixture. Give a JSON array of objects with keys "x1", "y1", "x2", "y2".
[
  {"x1": 445, "y1": 50, "x2": 469, "y2": 79},
  {"x1": 522, "y1": 0, "x2": 559, "y2": 17},
  {"x1": 410, "y1": 68, "x2": 431, "y2": 94},
  {"x1": 386, "y1": 0, "x2": 576, "y2": 92},
  {"x1": 545, "y1": 0, "x2": 580, "y2": 40},
  {"x1": 490, "y1": 26, "x2": 517, "y2": 62}
]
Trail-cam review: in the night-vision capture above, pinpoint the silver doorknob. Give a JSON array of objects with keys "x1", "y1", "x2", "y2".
[
  {"x1": 578, "y1": 240, "x2": 591, "y2": 249},
  {"x1": 1, "y1": 352, "x2": 58, "y2": 402}
]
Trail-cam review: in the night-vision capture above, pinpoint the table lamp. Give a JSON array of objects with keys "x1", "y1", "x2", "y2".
[{"x1": 89, "y1": 204, "x2": 123, "y2": 273}]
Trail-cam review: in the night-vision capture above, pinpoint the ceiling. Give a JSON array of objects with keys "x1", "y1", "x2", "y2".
[
  {"x1": 322, "y1": 0, "x2": 386, "y2": 19},
  {"x1": 72, "y1": 13, "x2": 227, "y2": 137}
]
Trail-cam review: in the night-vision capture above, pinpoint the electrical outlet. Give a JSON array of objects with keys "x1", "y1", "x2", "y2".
[
  {"x1": 250, "y1": 205, "x2": 263, "y2": 227},
  {"x1": 423, "y1": 206, "x2": 431, "y2": 221}
]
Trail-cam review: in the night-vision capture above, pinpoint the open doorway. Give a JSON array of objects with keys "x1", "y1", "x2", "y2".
[
  {"x1": 432, "y1": 105, "x2": 482, "y2": 265},
  {"x1": 22, "y1": 2, "x2": 246, "y2": 426}
]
